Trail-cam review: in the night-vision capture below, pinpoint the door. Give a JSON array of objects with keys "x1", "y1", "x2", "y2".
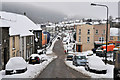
[
  {"x1": 76, "y1": 45, "x2": 82, "y2": 52},
  {"x1": 78, "y1": 45, "x2": 82, "y2": 52},
  {"x1": 4, "y1": 48, "x2": 7, "y2": 70}
]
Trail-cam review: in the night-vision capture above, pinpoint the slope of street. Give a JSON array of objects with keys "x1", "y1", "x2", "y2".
[{"x1": 36, "y1": 38, "x2": 90, "y2": 78}]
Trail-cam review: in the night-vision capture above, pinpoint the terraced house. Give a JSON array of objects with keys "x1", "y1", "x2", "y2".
[
  {"x1": 0, "y1": 11, "x2": 40, "y2": 60},
  {"x1": 10, "y1": 35, "x2": 20, "y2": 58}
]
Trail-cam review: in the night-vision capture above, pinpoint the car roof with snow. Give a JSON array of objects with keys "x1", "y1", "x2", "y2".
[
  {"x1": 6, "y1": 57, "x2": 27, "y2": 70},
  {"x1": 88, "y1": 56, "x2": 105, "y2": 65},
  {"x1": 68, "y1": 54, "x2": 73, "y2": 56}
]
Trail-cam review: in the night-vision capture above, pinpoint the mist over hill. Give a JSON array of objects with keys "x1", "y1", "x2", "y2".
[{"x1": 1, "y1": 2, "x2": 67, "y2": 23}]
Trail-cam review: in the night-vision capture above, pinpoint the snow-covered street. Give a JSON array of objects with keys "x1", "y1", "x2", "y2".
[
  {"x1": 1, "y1": 55, "x2": 57, "y2": 79},
  {"x1": 0, "y1": 35, "x2": 58, "y2": 80}
]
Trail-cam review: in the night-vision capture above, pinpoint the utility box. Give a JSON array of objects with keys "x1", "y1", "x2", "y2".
[{"x1": 114, "y1": 48, "x2": 120, "y2": 80}]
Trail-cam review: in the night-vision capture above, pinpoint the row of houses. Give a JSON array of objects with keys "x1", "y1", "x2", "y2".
[
  {"x1": 0, "y1": 11, "x2": 45, "y2": 70},
  {"x1": 76, "y1": 24, "x2": 110, "y2": 52},
  {"x1": 75, "y1": 24, "x2": 120, "y2": 52}
]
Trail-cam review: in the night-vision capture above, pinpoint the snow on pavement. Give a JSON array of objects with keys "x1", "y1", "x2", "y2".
[
  {"x1": 0, "y1": 55, "x2": 57, "y2": 79},
  {"x1": 65, "y1": 58, "x2": 114, "y2": 78},
  {"x1": 0, "y1": 35, "x2": 59, "y2": 79},
  {"x1": 46, "y1": 35, "x2": 59, "y2": 54}
]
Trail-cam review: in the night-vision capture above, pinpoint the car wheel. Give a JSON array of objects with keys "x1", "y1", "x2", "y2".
[
  {"x1": 73, "y1": 62, "x2": 74, "y2": 65},
  {"x1": 85, "y1": 65, "x2": 89, "y2": 71},
  {"x1": 75, "y1": 63, "x2": 78, "y2": 67}
]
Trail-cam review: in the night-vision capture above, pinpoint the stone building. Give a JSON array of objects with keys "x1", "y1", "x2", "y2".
[
  {"x1": 0, "y1": 11, "x2": 39, "y2": 60},
  {"x1": 76, "y1": 24, "x2": 94, "y2": 52},
  {"x1": 76, "y1": 23, "x2": 110, "y2": 52},
  {"x1": 94, "y1": 24, "x2": 110, "y2": 42},
  {"x1": 20, "y1": 35, "x2": 34, "y2": 60},
  {"x1": 10, "y1": 35, "x2": 20, "y2": 58}
]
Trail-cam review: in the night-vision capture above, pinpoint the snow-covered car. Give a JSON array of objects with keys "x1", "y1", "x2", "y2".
[
  {"x1": 57, "y1": 36, "x2": 61, "y2": 40},
  {"x1": 5, "y1": 57, "x2": 27, "y2": 75},
  {"x1": 73, "y1": 55, "x2": 87, "y2": 66},
  {"x1": 96, "y1": 50, "x2": 105, "y2": 57},
  {"x1": 85, "y1": 56, "x2": 107, "y2": 74},
  {"x1": 62, "y1": 38, "x2": 68, "y2": 44},
  {"x1": 41, "y1": 57, "x2": 48, "y2": 62},
  {"x1": 29, "y1": 54, "x2": 40, "y2": 64},
  {"x1": 67, "y1": 54, "x2": 73, "y2": 61},
  {"x1": 37, "y1": 49, "x2": 44, "y2": 55}
]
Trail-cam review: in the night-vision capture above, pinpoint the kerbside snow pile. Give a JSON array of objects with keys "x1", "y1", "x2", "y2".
[
  {"x1": 0, "y1": 55, "x2": 57, "y2": 79},
  {"x1": 46, "y1": 36, "x2": 58, "y2": 54},
  {"x1": 65, "y1": 55, "x2": 114, "y2": 78}
]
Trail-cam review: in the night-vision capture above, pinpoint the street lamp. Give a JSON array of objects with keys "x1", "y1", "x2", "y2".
[{"x1": 91, "y1": 3, "x2": 109, "y2": 64}]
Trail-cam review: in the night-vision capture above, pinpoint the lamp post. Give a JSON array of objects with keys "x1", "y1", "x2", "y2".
[{"x1": 91, "y1": 3, "x2": 109, "y2": 64}]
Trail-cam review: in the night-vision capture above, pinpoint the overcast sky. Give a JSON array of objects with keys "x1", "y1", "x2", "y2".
[
  {"x1": 1, "y1": 0, "x2": 119, "y2": 23},
  {"x1": 29, "y1": 2, "x2": 118, "y2": 19}
]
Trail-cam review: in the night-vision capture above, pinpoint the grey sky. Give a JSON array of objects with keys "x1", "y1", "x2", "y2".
[
  {"x1": 29, "y1": 2, "x2": 118, "y2": 19},
  {"x1": 1, "y1": 1, "x2": 119, "y2": 23}
]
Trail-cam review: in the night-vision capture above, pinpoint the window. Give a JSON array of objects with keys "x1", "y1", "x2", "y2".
[
  {"x1": 31, "y1": 37, "x2": 33, "y2": 44},
  {"x1": 13, "y1": 37, "x2": 15, "y2": 48},
  {"x1": 110, "y1": 36, "x2": 113, "y2": 40},
  {"x1": 34, "y1": 32, "x2": 37, "y2": 38},
  {"x1": 103, "y1": 30, "x2": 105, "y2": 34},
  {"x1": 87, "y1": 29, "x2": 90, "y2": 35},
  {"x1": 118, "y1": 37, "x2": 120, "y2": 41},
  {"x1": 38, "y1": 32, "x2": 40, "y2": 38},
  {"x1": 79, "y1": 29, "x2": 81, "y2": 35},
  {"x1": 118, "y1": 54, "x2": 120, "y2": 63},
  {"x1": 79, "y1": 36, "x2": 81, "y2": 42},
  {"x1": 96, "y1": 30, "x2": 98, "y2": 34},
  {"x1": 87, "y1": 37, "x2": 90, "y2": 42},
  {"x1": 99, "y1": 37, "x2": 104, "y2": 42},
  {"x1": 13, "y1": 52, "x2": 15, "y2": 57}
]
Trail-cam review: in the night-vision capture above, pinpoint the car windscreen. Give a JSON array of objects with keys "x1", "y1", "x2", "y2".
[
  {"x1": 77, "y1": 56, "x2": 86, "y2": 60},
  {"x1": 67, "y1": 55, "x2": 73, "y2": 58}
]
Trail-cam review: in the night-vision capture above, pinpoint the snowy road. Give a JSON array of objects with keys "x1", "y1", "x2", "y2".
[{"x1": 36, "y1": 37, "x2": 90, "y2": 78}]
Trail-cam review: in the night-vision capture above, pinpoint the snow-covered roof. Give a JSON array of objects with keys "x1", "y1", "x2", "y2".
[
  {"x1": 110, "y1": 28, "x2": 119, "y2": 36},
  {"x1": 0, "y1": 11, "x2": 39, "y2": 36},
  {"x1": 101, "y1": 21, "x2": 106, "y2": 24},
  {"x1": 32, "y1": 25, "x2": 42, "y2": 31},
  {"x1": 0, "y1": 20, "x2": 10, "y2": 27},
  {"x1": 93, "y1": 22, "x2": 99, "y2": 25}
]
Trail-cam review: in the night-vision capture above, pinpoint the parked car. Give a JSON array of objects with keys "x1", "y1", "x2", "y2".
[
  {"x1": 96, "y1": 49, "x2": 113, "y2": 57},
  {"x1": 67, "y1": 54, "x2": 73, "y2": 61},
  {"x1": 29, "y1": 54, "x2": 41, "y2": 64},
  {"x1": 37, "y1": 49, "x2": 44, "y2": 55},
  {"x1": 73, "y1": 55, "x2": 87, "y2": 66},
  {"x1": 57, "y1": 36, "x2": 61, "y2": 40},
  {"x1": 41, "y1": 57, "x2": 48, "y2": 63},
  {"x1": 5, "y1": 57, "x2": 27, "y2": 75},
  {"x1": 96, "y1": 50, "x2": 104, "y2": 57},
  {"x1": 85, "y1": 56, "x2": 107, "y2": 74},
  {"x1": 67, "y1": 45, "x2": 73, "y2": 51},
  {"x1": 62, "y1": 38, "x2": 68, "y2": 44}
]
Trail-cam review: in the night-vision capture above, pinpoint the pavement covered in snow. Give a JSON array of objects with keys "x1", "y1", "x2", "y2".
[
  {"x1": 0, "y1": 55, "x2": 57, "y2": 79},
  {"x1": 65, "y1": 54, "x2": 114, "y2": 78},
  {"x1": 62, "y1": 31, "x2": 114, "y2": 78},
  {"x1": 0, "y1": 35, "x2": 59, "y2": 80},
  {"x1": 46, "y1": 35, "x2": 59, "y2": 54}
]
